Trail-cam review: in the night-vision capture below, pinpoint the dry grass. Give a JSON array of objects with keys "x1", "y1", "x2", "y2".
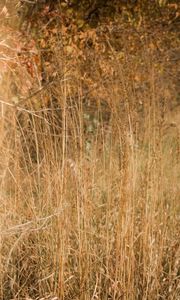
[{"x1": 0, "y1": 23, "x2": 180, "y2": 300}]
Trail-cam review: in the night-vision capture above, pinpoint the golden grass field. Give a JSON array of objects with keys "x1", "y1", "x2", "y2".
[{"x1": 0, "y1": 3, "x2": 179, "y2": 299}]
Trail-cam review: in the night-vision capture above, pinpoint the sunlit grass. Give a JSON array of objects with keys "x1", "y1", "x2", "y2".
[{"x1": 0, "y1": 17, "x2": 179, "y2": 300}]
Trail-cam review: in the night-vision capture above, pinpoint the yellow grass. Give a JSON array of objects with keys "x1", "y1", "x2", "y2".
[{"x1": 0, "y1": 24, "x2": 179, "y2": 300}]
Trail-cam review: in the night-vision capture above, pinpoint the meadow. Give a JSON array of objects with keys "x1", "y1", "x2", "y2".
[{"x1": 0, "y1": 1, "x2": 179, "y2": 299}]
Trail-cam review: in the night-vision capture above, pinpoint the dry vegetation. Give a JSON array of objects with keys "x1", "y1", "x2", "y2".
[{"x1": 0, "y1": 1, "x2": 180, "y2": 299}]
